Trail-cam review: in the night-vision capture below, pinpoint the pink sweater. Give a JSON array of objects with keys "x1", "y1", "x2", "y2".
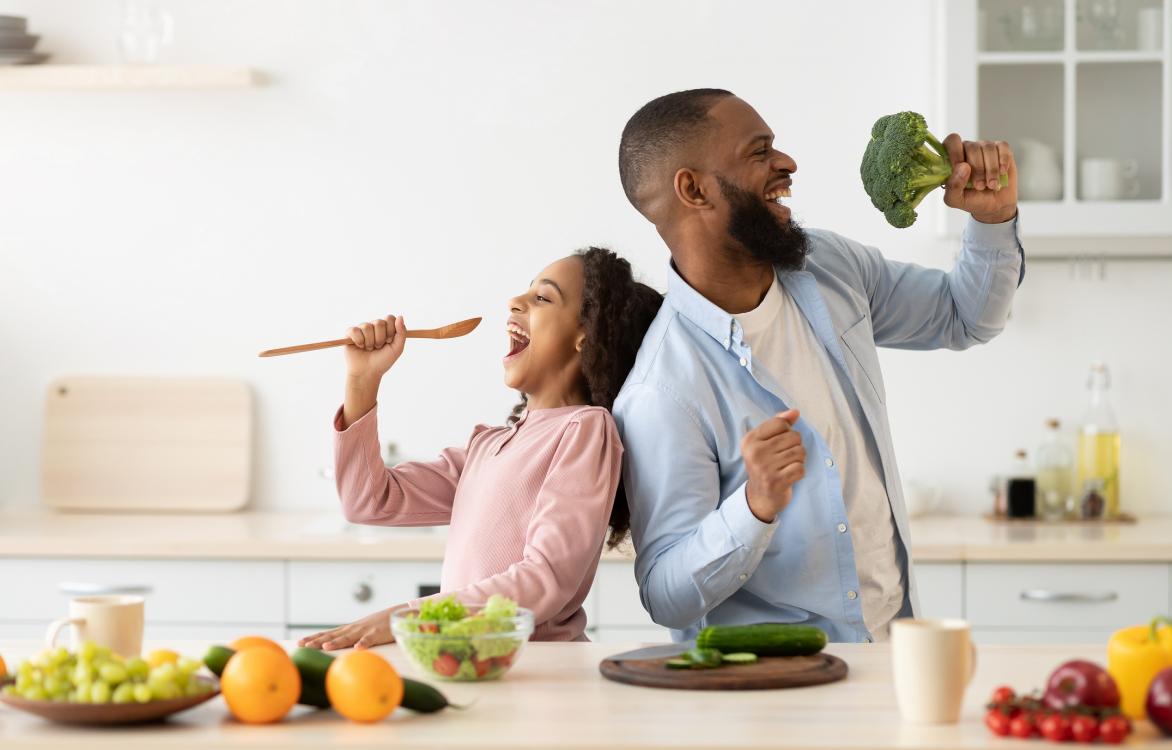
[{"x1": 332, "y1": 403, "x2": 622, "y2": 642}]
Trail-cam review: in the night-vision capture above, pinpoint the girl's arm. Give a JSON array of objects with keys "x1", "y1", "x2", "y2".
[
  {"x1": 334, "y1": 406, "x2": 488, "y2": 526},
  {"x1": 406, "y1": 410, "x2": 623, "y2": 626}
]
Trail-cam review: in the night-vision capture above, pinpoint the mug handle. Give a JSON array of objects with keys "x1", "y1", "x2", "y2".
[{"x1": 45, "y1": 617, "x2": 84, "y2": 650}]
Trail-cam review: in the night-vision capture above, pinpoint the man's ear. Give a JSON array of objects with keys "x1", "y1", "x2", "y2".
[{"x1": 674, "y1": 168, "x2": 713, "y2": 211}]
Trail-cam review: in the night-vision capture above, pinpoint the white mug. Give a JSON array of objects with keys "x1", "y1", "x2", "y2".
[
  {"x1": 44, "y1": 595, "x2": 144, "y2": 657},
  {"x1": 1138, "y1": 7, "x2": 1163, "y2": 51},
  {"x1": 891, "y1": 618, "x2": 977, "y2": 724},
  {"x1": 1079, "y1": 157, "x2": 1141, "y2": 200}
]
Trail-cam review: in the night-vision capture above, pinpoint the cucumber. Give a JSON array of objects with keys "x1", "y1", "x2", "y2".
[
  {"x1": 202, "y1": 645, "x2": 235, "y2": 677},
  {"x1": 291, "y1": 647, "x2": 334, "y2": 709},
  {"x1": 664, "y1": 658, "x2": 693, "y2": 670},
  {"x1": 695, "y1": 623, "x2": 828, "y2": 656},
  {"x1": 720, "y1": 652, "x2": 759, "y2": 665},
  {"x1": 682, "y1": 647, "x2": 724, "y2": 669},
  {"x1": 401, "y1": 677, "x2": 456, "y2": 713}
]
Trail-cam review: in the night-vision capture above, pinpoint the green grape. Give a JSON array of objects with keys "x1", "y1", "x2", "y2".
[
  {"x1": 23, "y1": 685, "x2": 48, "y2": 701},
  {"x1": 49, "y1": 646, "x2": 69, "y2": 666},
  {"x1": 90, "y1": 681, "x2": 112, "y2": 704},
  {"x1": 15, "y1": 673, "x2": 32, "y2": 692},
  {"x1": 133, "y1": 683, "x2": 152, "y2": 704},
  {"x1": 93, "y1": 645, "x2": 111, "y2": 661},
  {"x1": 177, "y1": 657, "x2": 201, "y2": 675},
  {"x1": 17, "y1": 661, "x2": 34, "y2": 678},
  {"x1": 150, "y1": 663, "x2": 178, "y2": 682},
  {"x1": 79, "y1": 640, "x2": 98, "y2": 662},
  {"x1": 1, "y1": 685, "x2": 15, "y2": 697},
  {"x1": 151, "y1": 681, "x2": 180, "y2": 701},
  {"x1": 183, "y1": 680, "x2": 207, "y2": 697},
  {"x1": 112, "y1": 682, "x2": 136, "y2": 704},
  {"x1": 69, "y1": 687, "x2": 89, "y2": 703},
  {"x1": 99, "y1": 662, "x2": 128, "y2": 684},
  {"x1": 43, "y1": 675, "x2": 66, "y2": 696},
  {"x1": 125, "y1": 657, "x2": 149, "y2": 681},
  {"x1": 73, "y1": 661, "x2": 95, "y2": 687}
]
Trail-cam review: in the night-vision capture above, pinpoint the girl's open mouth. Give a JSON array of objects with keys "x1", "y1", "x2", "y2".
[{"x1": 504, "y1": 323, "x2": 530, "y2": 361}]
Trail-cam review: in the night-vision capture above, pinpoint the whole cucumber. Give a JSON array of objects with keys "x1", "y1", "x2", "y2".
[{"x1": 695, "y1": 623, "x2": 828, "y2": 656}]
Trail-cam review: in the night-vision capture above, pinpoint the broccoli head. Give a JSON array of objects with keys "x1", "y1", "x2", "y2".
[{"x1": 860, "y1": 111, "x2": 1007, "y2": 228}]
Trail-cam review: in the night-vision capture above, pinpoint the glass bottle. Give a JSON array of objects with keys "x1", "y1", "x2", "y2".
[
  {"x1": 1036, "y1": 419, "x2": 1074, "y2": 520},
  {"x1": 1007, "y1": 449, "x2": 1037, "y2": 518},
  {"x1": 1076, "y1": 362, "x2": 1121, "y2": 518}
]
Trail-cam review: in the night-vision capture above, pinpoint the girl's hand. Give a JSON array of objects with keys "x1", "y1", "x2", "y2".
[
  {"x1": 345, "y1": 315, "x2": 406, "y2": 383},
  {"x1": 296, "y1": 606, "x2": 399, "y2": 651}
]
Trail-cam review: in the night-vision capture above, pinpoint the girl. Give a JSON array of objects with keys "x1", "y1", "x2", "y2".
[{"x1": 298, "y1": 247, "x2": 662, "y2": 648}]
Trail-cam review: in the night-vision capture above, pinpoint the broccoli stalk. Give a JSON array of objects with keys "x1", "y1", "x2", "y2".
[{"x1": 860, "y1": 111, "x2": 1008, "y2": 228}]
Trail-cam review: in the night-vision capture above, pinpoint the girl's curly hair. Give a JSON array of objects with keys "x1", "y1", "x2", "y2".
[{"x1": 507, "y1": 247, "x2": 663, "y2": 549}]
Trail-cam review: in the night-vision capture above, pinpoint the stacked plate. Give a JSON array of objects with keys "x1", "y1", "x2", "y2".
[{"x1": 0, "y1": 15, "x2": 49, "y2": 65}]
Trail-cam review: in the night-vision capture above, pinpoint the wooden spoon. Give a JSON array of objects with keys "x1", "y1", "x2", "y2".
[{"x1": 258, "y1": 317, "x2": 482, "y2": 358}]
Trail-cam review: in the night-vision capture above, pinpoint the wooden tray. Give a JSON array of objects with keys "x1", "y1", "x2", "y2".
[
  {"x1": 599, "y1": 646, "x2": 848, "y2": 691},
  {"x1": 0, "y1": 676, "x2": 219, "y2": 725}
]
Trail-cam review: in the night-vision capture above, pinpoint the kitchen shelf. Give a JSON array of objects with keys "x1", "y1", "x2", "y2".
[
  {"x1": 0, "y1": 64, "x2": 257, "y2": 90},
  {"x1": 978, "y1": 50, "x2": 1164, "y2": 64}
]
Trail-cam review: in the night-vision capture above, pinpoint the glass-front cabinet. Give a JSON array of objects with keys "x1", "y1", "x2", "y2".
[{"x1": 940, "y1": 0, "x2": 1171, "y2": 237}]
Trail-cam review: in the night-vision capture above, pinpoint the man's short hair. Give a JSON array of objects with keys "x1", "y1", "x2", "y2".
[{"x1": 618, "y1": 88, "x2": 734, "y2": 218}]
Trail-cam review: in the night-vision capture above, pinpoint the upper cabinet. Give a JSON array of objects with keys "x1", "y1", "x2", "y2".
[{"x1": 940, "y1": 0, "x2": 1171, "y2": 236}]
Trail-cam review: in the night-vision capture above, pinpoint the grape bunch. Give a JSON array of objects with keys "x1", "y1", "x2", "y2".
[{"x1": 1, "y1": 642, "x2": 213, "y2": 704}]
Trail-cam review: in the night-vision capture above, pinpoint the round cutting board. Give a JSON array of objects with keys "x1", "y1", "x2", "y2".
[{"x1": 599, "y1": 648, "x2": 848, "y2": 691}]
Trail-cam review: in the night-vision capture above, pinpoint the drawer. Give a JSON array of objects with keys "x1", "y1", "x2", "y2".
[
  {"x1": 594, "y1": 561, "x2": 655, "y2": 627},
  {"x1": 913, "y1": 562, "x2": 964, "y2": 619},
  {"x1": 965, "y1": 563, "x2": 1169, "y2": 629},
  {"x1": 0, "y1": 558, "x2": 285, "y2": 624},
  {"x1": 288, "y1": 561, "x2": 443, "y2": 626}
]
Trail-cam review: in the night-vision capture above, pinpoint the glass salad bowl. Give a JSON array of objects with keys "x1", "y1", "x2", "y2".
[{"x1": 391, "y1": 597, "x2": 533, "y2": 682}]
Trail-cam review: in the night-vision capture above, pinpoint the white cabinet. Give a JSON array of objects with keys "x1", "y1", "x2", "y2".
[
  {"x1": 913, "y1": 562, "x2": 965, "y2": 619},
  {"x1": 589, "y1": 562, "x2": 671, "y2": 644},
  {"x1": 287, "y1": 561, "x2": 443, "y2": 628},
  {"x1": 940, "y1": 0, "x2": 1172, "y2": 237}
]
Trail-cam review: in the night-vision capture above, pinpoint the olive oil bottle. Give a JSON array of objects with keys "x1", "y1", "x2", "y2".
[{"x1": 1076, "y1": 362, "x2": 1121, "y2": 518}]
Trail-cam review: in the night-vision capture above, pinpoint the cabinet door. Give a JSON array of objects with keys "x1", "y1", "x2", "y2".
[
  {"x1": 913, "y1": 562, "x2": 965, "y2": 619},
  {"x1": 965, "y1": 562, "x2": 1169, "y2": 629},
  {"x1": 0, "y1": 558, "x2": 285, "y2": 625},
  {"x1": 287, "y1": 561, "x2": 443, "y2": 627}
]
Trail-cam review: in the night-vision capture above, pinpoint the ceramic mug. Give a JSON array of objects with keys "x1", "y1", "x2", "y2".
[
  {"x1": 44, "y1": 595, "x2": 144, "y2": 657},
  {"x1": 1079, "y1": 158, "x2": 1141, "y2": 200},
  {"x1": 891, "y1": 618, "x2": 977, "y2": 724}
]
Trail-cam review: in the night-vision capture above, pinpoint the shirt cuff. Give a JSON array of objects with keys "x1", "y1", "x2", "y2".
[
  {"x1": 333, "y1": 403, "x2": 377, "y2": 433},
  {"x1": 719, "y1": 482, "x2": 780, "y2": 552},
  {"x1": 964, "y1": 212, "x2": 1021, "y2": 253}
]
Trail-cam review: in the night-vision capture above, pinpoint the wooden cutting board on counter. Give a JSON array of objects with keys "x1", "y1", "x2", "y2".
[
  {"x1": 41, "y1": 377, "x2": 253, "y2": 512},
  {"x1": 599, "y1": 644, "x2": 848, "y2": 691}
]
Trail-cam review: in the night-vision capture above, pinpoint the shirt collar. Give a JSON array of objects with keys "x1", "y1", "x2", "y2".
[{"x1": 665, "y1": 261, "x2": 740, "y2": 350}]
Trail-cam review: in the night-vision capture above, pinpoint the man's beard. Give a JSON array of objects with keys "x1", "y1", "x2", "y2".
[{"x1": 717, "y1": 176, "x2": 808, "y2": 271}]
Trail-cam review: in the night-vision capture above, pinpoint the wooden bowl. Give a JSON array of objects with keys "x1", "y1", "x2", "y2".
[{"x1": 0, "y1": 676, "x2": 219, "y2": 725}]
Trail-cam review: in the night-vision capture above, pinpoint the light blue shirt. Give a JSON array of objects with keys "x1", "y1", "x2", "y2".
[{"x1": 613, "y1": 217, "x2": 1024, "y2": 643}]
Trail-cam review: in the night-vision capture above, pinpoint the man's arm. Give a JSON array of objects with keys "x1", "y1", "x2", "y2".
[{"x1": 615, "y1": 383, "x2": 800, "y2": 631}]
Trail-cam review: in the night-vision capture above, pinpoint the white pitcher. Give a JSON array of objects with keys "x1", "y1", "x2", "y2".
[{"x1": 1016, "y1": 138, "x2": 1063, "y2": 201}]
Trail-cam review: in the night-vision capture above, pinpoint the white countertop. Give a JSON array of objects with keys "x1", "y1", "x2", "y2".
[
  {"x1": 0, "y1": 639, "x2": 1168, "y2": 749},
  {"x1": 2, "y1": 509, "x2": 1171, "y2": 563}
]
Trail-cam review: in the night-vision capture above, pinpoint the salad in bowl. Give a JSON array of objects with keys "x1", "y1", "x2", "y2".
[{"x1": 391, "y1": 595, "x2": 533, "y2": 682}]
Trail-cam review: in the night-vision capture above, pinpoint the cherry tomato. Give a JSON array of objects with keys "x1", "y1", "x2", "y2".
[
  {"x1": 985, "y1": 707, "x2": 1013, "y2": 737},
  {"x1": 431, "y1": 652, "x2": 459, "y2": 677},
  {"x1": 1070, "y1": 714, "x2": 1099, "y2": 743},
  {"x1": 1099, "y1": 715, "x2": 1130, "y2": 745},
  {"x1": 990, "y1": 685, "x2": 1016, "y2": 705},
  {"x1": 1009, "y1": 712, "x2": 1036, "y2": 739},
  {"x1": 1039, "y1": 712, "x2": 1073, "y2": 742}
]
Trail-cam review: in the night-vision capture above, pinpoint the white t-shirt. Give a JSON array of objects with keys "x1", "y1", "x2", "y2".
[{"x1": 733, "y1": 276, "x2": 904, "y2": 640}]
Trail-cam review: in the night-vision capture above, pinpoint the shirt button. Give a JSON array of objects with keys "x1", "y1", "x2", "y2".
[
  {"x1": 738, "y1": 573, "x2": 748, "y2": 581},
  {"x1": 847, "y1": 590, "x2": 858, "y2": 600},
  {"x1": 837, "y1": 523, "x2": 847, "y2": 533},
  {"x1": 739, "y1": 357, "x2": 748, "y2": 367},
  {"x1": 723, "y1": 338, "x2": 730, "y2": 347},
  {"x1": 824, "y1": 458, "x2": 835, "y2": 468}
]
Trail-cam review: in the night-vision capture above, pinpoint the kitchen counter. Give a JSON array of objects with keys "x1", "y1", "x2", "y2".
[
  {"x1": 2, "y1": 509, "x2": 1172, "y2": 563},
  {"x1": 0, "y1": 639, "x2": 1168, "y2": 749}
]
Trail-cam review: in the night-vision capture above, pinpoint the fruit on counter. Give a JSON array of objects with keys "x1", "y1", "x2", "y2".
[
  {"x1": 202, "y1": 645, "x2": 236, "y2": 677},
  {"x1": 1069, "y1": 714, "x2": 1099, "y2": 743},
  {"x1": 219, "y1": 647, "x2": 300, "y2": 724},
  {"x1": 694, "y1": 623, "x2": 828, "y2": 656},
  {"x1": 229, "y1": 635, "x2": 286, "y2": 656},
  {"x1": 0, "y1": 642, "x2": 213, "y2": 704},
  {"x1": 290, "y1": 647, "x2": 334, "y2": 709},
  {"x1": 1147, "y1": 667, "x2": 1172, "y2": 736},
  {"x1": 1098, "y1": 714, "x2": 1131, "y2": 744},
  {"x1": 325, "y1": 650, "x2": 403, "y2": 723},
  {"x1": 1107, "y1": 615, "x2": 1172, "y2": 720},
  {"x1": 1038, "y1": 712, "x2": 1072, "y2": 742},
  {"x1": 1008, "y1": 711, "x2": 1037, "y2": 738},
  {"x1": 1043, "y1": 660, "x2": 1120, "y2": 711},
  {"x1": 146, "y1": 649, "x2": 180, "y2": 669},
  {"x1": 0, "y1": 652, "x2": 6, "y2": 679},
  {"x1": 985, "y1": 707, "x2": 1013, "y2": 737}
]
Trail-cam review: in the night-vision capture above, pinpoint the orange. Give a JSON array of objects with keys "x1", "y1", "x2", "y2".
[
  {"x1": 0, "y1": 653, "x2": 6, "y2": 679},
  {"x1": 229, "y1": 635, "x2": 286, "y2": 656},
  {"x1": 326, "y1": 650, "x2": 403, "y2": 723},
  {"x1": 220, "y1": 648, "x2": 300, "y2": 724}
]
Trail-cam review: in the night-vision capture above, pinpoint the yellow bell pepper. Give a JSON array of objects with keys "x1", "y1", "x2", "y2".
[{"x1": 1107, "y1": 616, "x2": 1172, "y2": 720}]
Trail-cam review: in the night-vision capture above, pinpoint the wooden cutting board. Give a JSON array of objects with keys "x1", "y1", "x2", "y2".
[
  {"x1": 599, "y1": 645, "x2": 848, "y2": 691},
  {"x1": 41, "y1": 377, "x2": 253, "y2": 512}
]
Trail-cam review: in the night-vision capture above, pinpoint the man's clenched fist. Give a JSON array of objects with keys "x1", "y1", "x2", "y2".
[{"x1": 741, "y1": 409, "x2": 806, "y2": 522}]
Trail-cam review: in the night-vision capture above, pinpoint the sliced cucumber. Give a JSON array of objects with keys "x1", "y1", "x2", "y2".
[
  {"x1": 720, "y1": 652, "x2": 759, "y2": 665},
  {"x1": 683, "y1": 647, "x2": 724, "y2": 669},
  {"x1": 665, "y1": 658, "x2": 693, "y2": 670}
]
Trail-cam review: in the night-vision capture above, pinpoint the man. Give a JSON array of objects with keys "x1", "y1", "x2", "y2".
[{"x1": 612, "y1": 89, "x2": 1022, "y2": 643}]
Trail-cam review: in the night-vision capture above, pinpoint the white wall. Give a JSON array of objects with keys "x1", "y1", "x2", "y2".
[{"x1": 2, "y1": 0, "x2": 1168, "y2": 516}]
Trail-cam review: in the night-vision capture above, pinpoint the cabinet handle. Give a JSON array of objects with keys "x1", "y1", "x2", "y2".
[
  {"x1": 1020, "y1": 589, "x2": 1118, "y2": 603},
  {"x1": 58, "y1": 582, "x2": 153, "y2": 596},
  {"x1": 352, "y1": 582, "x2": 373, "y2": 603}
]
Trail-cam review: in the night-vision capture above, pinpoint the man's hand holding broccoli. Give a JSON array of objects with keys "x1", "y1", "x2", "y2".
[{"x1": 861, "y1": 111, "x2": 1018, "y2": 227}]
